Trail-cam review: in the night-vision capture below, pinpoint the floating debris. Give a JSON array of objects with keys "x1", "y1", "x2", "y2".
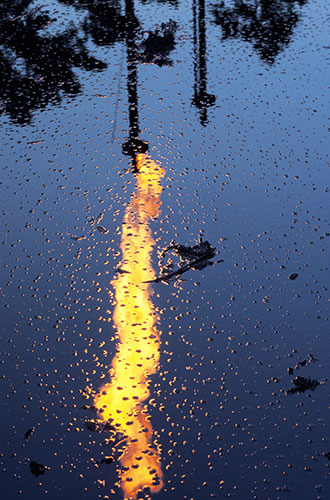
[
  {"x1": 26, "y1": 140, "x2": 45, "y2": 145},
  {"x1": 289, "y1": 273, "x2": 299, "y2": 280},
  {"x1": 164, "y1": 239, "x2": 215, "y2": 262},
  {"x1": 85, "y1": 420, "x2": 100, "y2": 432},
  {"x1": 97, "y1": 226, "x2": 109, "y2": 234},
  {"x1": 288, "y1": 353, "x2": 319, "y2": 376},
  {"x1": 29, "y1": 461, "x2": 46, "y2": 477},
  {"x1": 295, "y1": 359, "x2": 307, "y2": 368},
  {"x1": 287, "y1": 376, "x2": 320, "y2": 394},
  {"x1": 87, "y1": 213, "x2": 103, "y2": 226},
  {"x1": 81, "y1": 405, "x2": 98, "y2": 413},
  {"x1": 100, "y1": 456, "x2": 114, "y2": 465},
  {"x1": 116, "y1": 268, "x2": 131, "y2": 274},
  {"x1": 84, "y1": 420, "x2": 113, "y2": 433},
  {"x1": 24, "y1": 427, "x2": 35, "y2": 440},
  {"x1": 96, "y1": 213, "x2": 104, "y2": 224},
  {"x1": 146, "y1": 239, "x2": 217, "y2": 283},
  {"x1": 71, "y1": 235, "x2": 86, "y2": 241}
]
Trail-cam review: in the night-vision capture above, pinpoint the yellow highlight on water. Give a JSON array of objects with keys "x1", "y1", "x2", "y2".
[{"x1": 95, "y1": 154, "x2": 165, "y2": 499}]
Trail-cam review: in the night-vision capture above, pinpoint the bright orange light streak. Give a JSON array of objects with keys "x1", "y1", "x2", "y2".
[{"x1": 95, "y1": 154, "x2": 165, "y2": 499}]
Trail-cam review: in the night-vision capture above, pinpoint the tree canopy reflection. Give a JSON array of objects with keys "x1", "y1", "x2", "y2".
[
  {"x1": 0, "y1": 0, "x2": 309, "y2": 125},
  {"x1": 0, "y1": 1, "x2": 106, "y2": 124},
  {"x1": 0, "y1": 0, "x2": 178, "y2": 125},
  {"x1": 212, "y1": 0, "x2": 308, "y2": 64},
  {"x1": 58, "y1": 0, "x2": 177, "y2": 64},
  {"x1": 58, "y1": 0, "x2": 127, "y2": 45}
]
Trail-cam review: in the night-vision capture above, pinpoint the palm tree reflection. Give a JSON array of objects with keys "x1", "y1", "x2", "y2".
[
  {"x1": 192, "y1": 0, "x2": 216, "y2": 125},
  {"x1": 212, "y1": 0, "x2": 308, "y2": 64}
]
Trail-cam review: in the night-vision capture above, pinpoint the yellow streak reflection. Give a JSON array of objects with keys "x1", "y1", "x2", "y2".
[{"x1": 95, "y1": 154, "x2": 165, "y2": 499}]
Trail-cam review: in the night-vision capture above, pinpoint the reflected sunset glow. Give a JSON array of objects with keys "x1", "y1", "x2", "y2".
[{"x1": 94, "y1": 154, "x2": 165, "y2": 499}]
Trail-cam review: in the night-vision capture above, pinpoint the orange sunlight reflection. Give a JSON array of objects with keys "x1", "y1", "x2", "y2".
[{"x1": 94, "y1": 153, "x2": 165, "y2": 499}]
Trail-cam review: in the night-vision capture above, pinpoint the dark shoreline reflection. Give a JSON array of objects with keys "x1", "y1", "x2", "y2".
[{"x1": 212, "y1": 0, "x2": 308, "y2": 64}]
